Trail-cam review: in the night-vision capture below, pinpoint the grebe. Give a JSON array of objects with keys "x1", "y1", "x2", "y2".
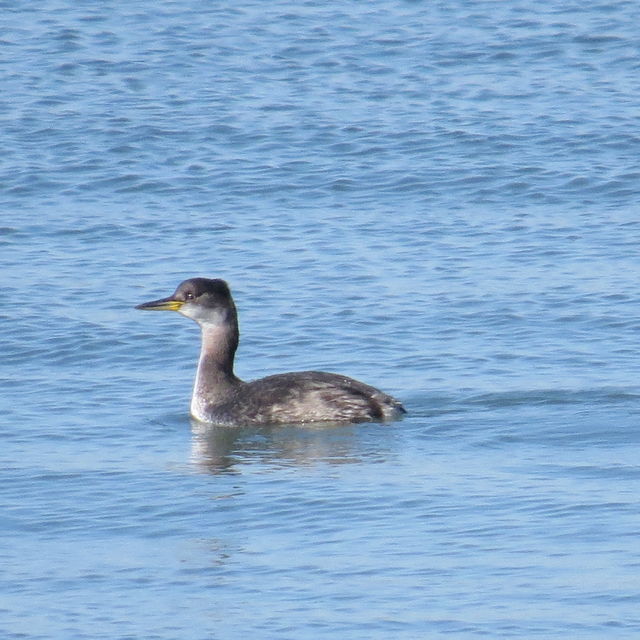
[{"x1": 136, "y1": 278, "x2": 405, "y2": 426}]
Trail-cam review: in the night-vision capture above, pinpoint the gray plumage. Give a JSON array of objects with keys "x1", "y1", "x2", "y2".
[{"x1": 136, "y1": 278, "x2": 405, "y2": 426}]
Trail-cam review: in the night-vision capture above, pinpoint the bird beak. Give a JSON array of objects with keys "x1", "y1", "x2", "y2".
[{"x1": 135, "y1": 296, "x2": 184, "y2": 311}]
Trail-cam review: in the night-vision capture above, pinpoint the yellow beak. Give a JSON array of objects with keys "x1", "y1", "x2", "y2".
[{"x1": 135, "y1": 296, "x2": 184, "y2": 311}]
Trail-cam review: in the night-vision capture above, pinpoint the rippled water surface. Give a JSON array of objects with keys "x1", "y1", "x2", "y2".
[{"x1": 3, "y1": 1, "x2": 640, "y2": 638}]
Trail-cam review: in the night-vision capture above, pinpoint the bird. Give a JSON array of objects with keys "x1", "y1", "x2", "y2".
[{"x1": 136, "y1": 278, "x2": 406, "y2": 426}]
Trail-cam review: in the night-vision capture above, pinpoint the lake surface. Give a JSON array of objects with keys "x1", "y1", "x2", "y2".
[{"x1": 2, "y1": 1, "x2": 640, "y2": 638}]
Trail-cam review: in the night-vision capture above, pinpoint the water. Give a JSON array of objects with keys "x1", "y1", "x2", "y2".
[{"x1": 2, "y1": 1, "x2": 640, "y2": 637}]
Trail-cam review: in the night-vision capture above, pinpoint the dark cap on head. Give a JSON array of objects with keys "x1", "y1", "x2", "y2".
[
  {"x1": 172, "y1": 278, "x2": 232, "y2": 302},
  {"x1": 135, "y1": 277, "x2": 233, "y2": 311}
]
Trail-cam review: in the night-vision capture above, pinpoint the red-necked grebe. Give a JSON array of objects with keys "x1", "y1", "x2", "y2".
[{"x1": 136, "y1": 278, "x2": 405, "y2": 426}]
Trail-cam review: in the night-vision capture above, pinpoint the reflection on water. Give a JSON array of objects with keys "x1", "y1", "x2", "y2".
[{"x1": 189, "y1": 419, "x2": 394, "y2": 474}]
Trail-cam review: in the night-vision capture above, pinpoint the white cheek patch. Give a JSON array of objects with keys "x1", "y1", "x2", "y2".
[
  {"x1": 177, "y1": 304, "x2": 198, "y2": 321},
  {"x1": 179, "y1": 304, "x2": 228, "y2": 326}
]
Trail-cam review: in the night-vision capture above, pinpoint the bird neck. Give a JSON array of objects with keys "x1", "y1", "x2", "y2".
[{"x1": 191, "y1": 320, "x2": 241, "y2": 416}]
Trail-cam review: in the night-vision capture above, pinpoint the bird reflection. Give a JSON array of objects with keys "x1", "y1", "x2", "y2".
[{"x1": 190, "y1": 419, "x2": 375, "y2": 474}]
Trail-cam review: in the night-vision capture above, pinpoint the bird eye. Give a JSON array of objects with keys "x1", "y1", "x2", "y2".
[{"x1": 185, "y1": 291, "x2": 195, "y2": 300}]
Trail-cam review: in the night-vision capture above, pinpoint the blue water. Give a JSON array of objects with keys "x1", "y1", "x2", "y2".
[{"x1": 3, "y1": 1, "x2": 640, "y2": 637}]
